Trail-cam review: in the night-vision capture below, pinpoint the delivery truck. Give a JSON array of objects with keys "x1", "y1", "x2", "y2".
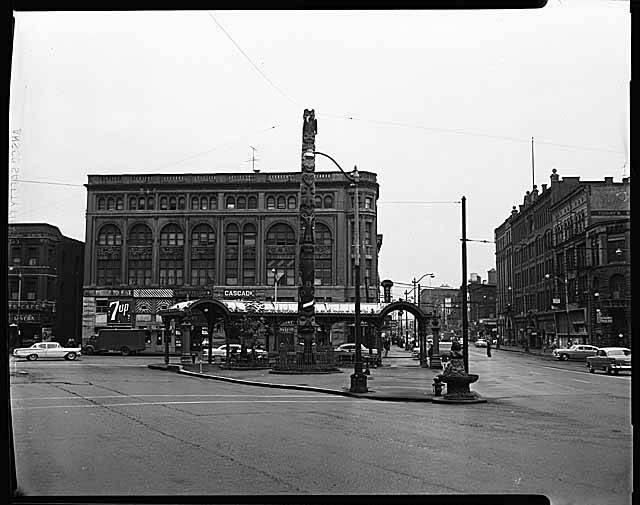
[{"x1": 83, "y1": 329, "x2": 148, "y2": 356}]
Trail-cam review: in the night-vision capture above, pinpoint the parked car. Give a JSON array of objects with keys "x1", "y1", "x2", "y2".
[
  {"x1": 552, "y1": 344, "x2": 599, "y2": 361},
  {"x1": 335, "y1": 343, "x2": 378, "y2": 355},
  {"x1": 474, "y1": 338, "x2": 488, "y2": 348},
  {"x1": 13, "y1": 342, "x2": 81, "y2": 361},
  {"x1": 586, "y1": 347, "x2": 631, "y2": 374},
  {"x1": 203, "y1": 344, "x2": 267, "y2": 360}
]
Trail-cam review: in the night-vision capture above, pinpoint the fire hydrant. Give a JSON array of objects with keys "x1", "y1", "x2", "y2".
[{"x1": 432, "y1": 376, "x2": 444, "y2": 396}]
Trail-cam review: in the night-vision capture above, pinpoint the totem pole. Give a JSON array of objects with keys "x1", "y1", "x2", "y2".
[{"x1": 298, "y1": 109, "x2": 318, "y2": 364}]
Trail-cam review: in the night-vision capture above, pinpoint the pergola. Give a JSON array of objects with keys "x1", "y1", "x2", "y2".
[{"x1": 158, "y1": 298, "x2": 438, "y2": 365}]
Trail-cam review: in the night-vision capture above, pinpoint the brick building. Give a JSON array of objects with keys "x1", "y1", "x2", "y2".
[
  {"x1": 8, "y1": 223, "x2": 84, "y2": 347},
  {"x1": 467, "y1": 270, "x2": 497, "y2": 339},
  {"x1": 82, "y1": 171, "x2": 381, "y2": 352},
  {"x1": 495, "y1": 170, "x2": 630, "y2": 349}
]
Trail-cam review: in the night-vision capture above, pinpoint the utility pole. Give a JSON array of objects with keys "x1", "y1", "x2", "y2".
[
  {"x1": 461, "y1": 196, "x2": 469, "y2": 373},
  {"x1": 248, "y1": 146, "x2": 260, "y2": 173}
]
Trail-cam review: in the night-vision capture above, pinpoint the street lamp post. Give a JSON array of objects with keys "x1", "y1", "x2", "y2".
[
  {"x1": 271, "y1": 268, "x2": 284, "y2": 303},
  {"x1": 412, "y1": 273, "x2": 434, "y2": 366},
  {"x1": 303, "y1": 149, "x2": 368, "y2": 393}
]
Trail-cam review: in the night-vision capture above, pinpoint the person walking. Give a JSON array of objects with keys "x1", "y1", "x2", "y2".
[
  {"x1": 383, "y1": 339, "x2": 390, "y2": 357},
  {"x1": 486, "y1": 337, "x2": 492, "y2": 358}
]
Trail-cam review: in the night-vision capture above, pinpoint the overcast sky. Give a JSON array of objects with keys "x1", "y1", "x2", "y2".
[{"x1": 9, "y1": 2, "x2": 630, "y2": 297}]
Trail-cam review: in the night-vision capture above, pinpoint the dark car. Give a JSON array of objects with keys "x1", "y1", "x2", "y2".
[{"x1": 586, "y1": 347, "x2": 631, "y2": 374}]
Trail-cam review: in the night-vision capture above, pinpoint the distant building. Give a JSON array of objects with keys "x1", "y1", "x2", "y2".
[
  {"x1": 8, "y1": 223, "x2": 84, "y2": 347},
  {"x1": 419, "y1": 284, "x2": 462, "y2": 333},
  {"x1": 467, "y1": 271, "x2": 497, "y2": 338},
  {"x1": 495, "y1": 170, "x2": 630, "y2": 349}
]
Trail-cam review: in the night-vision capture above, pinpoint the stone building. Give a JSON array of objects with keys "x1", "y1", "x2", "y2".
[
  {"x1": 495, "y1": 170, "x2": 630, "y2": 349},
  {"x1": 82, "y1": 171, "x2": 381, "y2": 352},
  {"x1": 8, "y1": 223, "x2": 84, "y2": 347},
  {"x1": 467, "y1": 270, "x2": 497, "y2": 339}
]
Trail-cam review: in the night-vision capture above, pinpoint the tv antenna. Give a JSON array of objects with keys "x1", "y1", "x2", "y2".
[{"x1": 247, "y1": 146, "x2": 260, "y2": 172}]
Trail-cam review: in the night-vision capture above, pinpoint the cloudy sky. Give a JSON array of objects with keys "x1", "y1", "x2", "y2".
[{"x1": 9, "y1": 1, "x2": 629, "y2": 296}]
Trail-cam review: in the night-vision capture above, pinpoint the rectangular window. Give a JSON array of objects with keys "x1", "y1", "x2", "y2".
[
  {"x1": 96, "y1": 299, "x2": 109, "y2": 313},
  {"x1": 315, "y1": 258, "x2": 332, "y2": 286},
  {"x1": 607, "y1": 238, "x2": 625, "y2": 262},
  {"x1": 159, "y1": 259, "x2": 184, "y2": 286}
]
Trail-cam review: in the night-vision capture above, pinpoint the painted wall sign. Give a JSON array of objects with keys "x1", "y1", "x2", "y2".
[{"x1": 107, "y1": 299, "x2": 132, "y2": 324}]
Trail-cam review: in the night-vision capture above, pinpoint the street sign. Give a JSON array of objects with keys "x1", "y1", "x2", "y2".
[{"x1": 599, "y1": 316, "x2": 613, "y2": 323}]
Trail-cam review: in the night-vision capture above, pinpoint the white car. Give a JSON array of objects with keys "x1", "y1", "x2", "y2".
[
  {"x1": 203, "y1": 344, "x2": 267, "y2": 359},
  {"x1": 334, "y1": 343, "x2": 378, "y2": 355},
  {"x1": 13, "y1": 342, "x2": 81, "y2": 361},
  {"x1": 474, "y1": 338, "x2": 488, "y2": 348}
]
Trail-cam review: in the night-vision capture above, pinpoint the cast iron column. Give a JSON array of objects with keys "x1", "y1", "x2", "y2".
[{"x1": 298, "y1": 109, "x2": 318, "y2": 364}]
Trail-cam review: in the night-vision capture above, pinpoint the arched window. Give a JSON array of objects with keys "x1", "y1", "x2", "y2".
[
  {"x1": 159, "y1": 224, "x2": 184, "y2": 286},
  {"x1": 209, "y1": 196, "x2": 218, "y2": 209},
  {"x1": 323, "y1": 195, "x2": 333, "y2": 208},
  {"x1": 287, "y1": 196, "x2": 297, "y2": 209},
  {"x1": 178, "y1": 197, "x2": 186, "y2": 210},
  {"x1": 127, "y1": 224, "x2": 152, "y2": 286},
  {"x1": 116, "y1": 198, "x2": 124, "y2": 210},
  {"x1": 315, "y1": 195, "x2": 323, "y2": 208},
  {"x1": 236, "y1": 196, "x2": 247, "y2": 209},
  {"x1": 200, "y1": 197, "x2": 208, "y2": 210},
  {"x1": 609, "y1": 274, "x2": 625, "y2": 300},
  {"x1": 191, "y1": 224, "x2": 215, "y2": 286},
  {"x1": 160, "y1": 223, "x2": 184, "y2": 246},
  {"x1": 107, "y1": 198, "x2": 115, "y2": 210},
  {"x1": 315, "y1": 223, "x2": 333, "y2": 286},
  {"x1": 242, "y1": 223, "x2": 256, "y2": 285},
  {"x1": 138, "y1": 197, "x2": 146, "y2": 210},
  {"x1": 147, "y1": 197, "x2": 154, "y2": 210},
  {"x1": 266, "y1": 196, "x2": 276, "y2": 210},
  {"x1": 169, "y1": 197, "x2": 177, "y2": 210},
  {"x1": 266, "y1": 223, "x2": 295, "y2": 286},
  {"x1": 97, "y1": 197, "x2": 106, "y2": 210},
  {"x1": 191, "y1": 196, "x2": 199, "y2": 210},
  {"x1": 96, "y1": 225, "x2": 122, "y2": 286},
  {"x1": 277, "y1": 196, "x2": 286, "y2": 209},
  {"x1": 129, "y1": 197, "x2": 138, "y2": 210},
  {"x1": 226, "y1": 196, "x2": 235, "y2": 209},
  {"x1": 224, "y1": 224, "x2": 239, "y2": 285},
  {"x1": 160, "y1": 197, "x2": 168, "y2": 210},
  {"x1": 248, "y1": 196, "x2": 258, "y2": 209}
]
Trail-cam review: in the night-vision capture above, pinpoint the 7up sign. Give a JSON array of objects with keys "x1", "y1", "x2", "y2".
[{"x1": 108, "y1": 299, "x2": 132, "y2": 325}]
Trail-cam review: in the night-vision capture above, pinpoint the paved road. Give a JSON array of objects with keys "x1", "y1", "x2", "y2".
[{"x1": 9, "y1": 351, "x2": 631, "y2": 504}]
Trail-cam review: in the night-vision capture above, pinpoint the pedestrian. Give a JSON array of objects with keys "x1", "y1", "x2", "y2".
[
  {"x1": 486, "y1": 338, "x2": 492, "y2": 358},
  {"x1": 427, "y1": 343, "x2": 433, "y2": 366},
  {"x1": 66, "y1": 337, "x2": 76, "y2": 347},
  {"x1": 383, "y1": 339, "x2": 390, "y2": 357}
]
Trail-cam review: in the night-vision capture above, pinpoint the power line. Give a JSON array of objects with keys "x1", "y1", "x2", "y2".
[
  {"x1": 317, "y1": 112, "x2": 625, "y2": 155},
  {"x1": 206, "y1": 12, "x2": 300, "y2": 108},
  {"x1": 15, "y1": 179, "x2": 84, "y2": 187}
]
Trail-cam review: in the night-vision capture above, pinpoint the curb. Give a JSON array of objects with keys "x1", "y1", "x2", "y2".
[{"x1": 148, "y1": 364, "x2": 434, "y2": 402}]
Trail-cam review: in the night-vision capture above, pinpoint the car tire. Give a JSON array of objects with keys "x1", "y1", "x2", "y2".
[
  {"x1": 83, "y1": 346, "x2": 94, "y2": 355},
  {"x1": 606, "y1": 366, "x2": 613, "y2": 375},
  {"x1": 588, "y1": 365, "x2": 594, "y2": 373},
  {"x1": 613, "y1": 369, "x2": 619, "y2": 375},
  {"x1": 121, "y1": 347, "x2": 130, "y2": 356},
  {"x1": 27, "y1": 354, "x2": 38, "y2": 361},
  {"x1": 65, "y1": 352, "x2": 77, "y2": 361},
  {"x1": 560, "y1": 354, "x2": 569, "y2": 361}
]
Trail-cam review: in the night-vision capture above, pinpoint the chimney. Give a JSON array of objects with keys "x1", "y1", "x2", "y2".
[
  {"x1": 550, "y1": 168, "x2": 560, "y2": 183},
  {"x1": 541, "y1": 183, "x2": 548, "y2": 192},
  {"x1": 622, "y1": 177, "x2": 629, "y2": 183},
  {"x1": 511, "y1": 205, "x2": 518, "y2": 216},
  {"x1": 604, "y1": 177, "x2": 614, "y2": 184}
]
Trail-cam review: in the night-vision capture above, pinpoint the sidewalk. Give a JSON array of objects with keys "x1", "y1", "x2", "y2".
[{"x1": 149, "y1": 346, "x2": 442, "y2": 402}]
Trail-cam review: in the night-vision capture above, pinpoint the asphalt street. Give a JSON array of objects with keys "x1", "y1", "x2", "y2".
[{"x1": 9, "y1": 348, "x2": 631, "y2": 504}]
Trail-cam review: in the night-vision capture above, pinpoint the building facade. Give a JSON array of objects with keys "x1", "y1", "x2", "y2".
[
  {"x1": 419, "y1": 284, "x2": 462, "y2": 335},
  {"x1": 495, "y1": 170, "x2": 630, "y2": 349},
  {"x1": 8, "y1": 223, "x2": 84, "y2": 347},
  {"x1": 82, "y1": 171, "x2": 381, "y2": 351},
  {"x1": 467, "y1": 270, "x2": 497, "y2": 339}
]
